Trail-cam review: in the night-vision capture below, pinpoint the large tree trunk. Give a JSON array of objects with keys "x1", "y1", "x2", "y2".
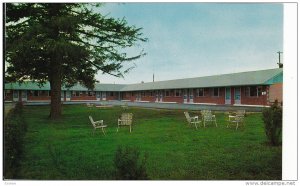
[
  {"x1": 49, "y1": 55, "x2": 62, "y2": 119},
  {"x1": 49, "y1": 4, "x2": 63, "y2": 120},
  {"x1": 49, "y1": 76, "x2": 62, "y2": 119}
]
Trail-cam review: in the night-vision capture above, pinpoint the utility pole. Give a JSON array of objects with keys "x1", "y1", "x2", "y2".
[{"x1": 277, "y1": 51, "x2": 283, "y2": 68}]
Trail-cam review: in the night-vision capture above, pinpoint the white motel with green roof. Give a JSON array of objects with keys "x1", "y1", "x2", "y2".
[{"x1": 4, "y1": 68, "x2": 283, "y2": 106}]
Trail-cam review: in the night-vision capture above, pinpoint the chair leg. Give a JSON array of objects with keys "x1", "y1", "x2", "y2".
[
  {"x1": 215, "y1": 120, "x2": 218, "y2": 127},
  {"x1": 102, "y1": 127, "x2": 106, "y2": 135},
  {"x1": 194, "y1": 123, "x2": 198, "y2": 130},
  {"x1": 236, "y1": 122, "x2": 239, "y2": 130},
  {"x1": 129, "y1": 125, "x2": 131, "y2": 133},
  {"x1": 117, "y1": 126, "x2": 119, "y2": 132}
]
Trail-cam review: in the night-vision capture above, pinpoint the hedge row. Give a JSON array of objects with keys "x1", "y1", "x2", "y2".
[{"x1": 4, "y1": 102, "x2": 27, "y2": 179}]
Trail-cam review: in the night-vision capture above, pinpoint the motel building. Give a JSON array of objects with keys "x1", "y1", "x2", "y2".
[{"x1": 4, "y1": 68, "x2": 283, "y2": 106}]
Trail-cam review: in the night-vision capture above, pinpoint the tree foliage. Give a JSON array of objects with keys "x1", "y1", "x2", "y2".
[
  {"x1": 262, "y1": 100, "x2": 282, "y2": 146},
  {"x1": 5, "y1": 3, "x2": 147, "y2": 118}
]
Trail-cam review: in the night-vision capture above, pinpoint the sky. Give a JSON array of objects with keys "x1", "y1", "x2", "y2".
[{"x1": 95, "y1": 3, "x2": 283, "y2": 84}]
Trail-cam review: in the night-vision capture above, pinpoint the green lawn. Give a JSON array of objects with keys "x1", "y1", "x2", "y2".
[
  {"x1": 4, "y1": 103, "x2": 15, "y2": 117},
  {"x1": 17, "y1": 104, "x2": 281, "y2": 180}
]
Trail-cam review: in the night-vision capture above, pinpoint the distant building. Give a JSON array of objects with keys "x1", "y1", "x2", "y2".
[{"x1": 4, "y1": 68, "x2": 283, "y2": 106}]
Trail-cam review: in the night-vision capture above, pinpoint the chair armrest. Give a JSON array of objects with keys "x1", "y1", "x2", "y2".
[
  {"x1": 94, "y1": 120, "x2": 103, "y2": 125},
  {"x1": 191, "y1": 116, "x2": 199, "y2": 121},
  {"x1": 118, "y1": 119, "x2": 122, "y2": 125}
]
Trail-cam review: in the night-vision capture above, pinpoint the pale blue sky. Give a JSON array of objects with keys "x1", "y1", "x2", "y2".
[{"x1": 96, "y1": 3, "x2": 283, "y2": 84}]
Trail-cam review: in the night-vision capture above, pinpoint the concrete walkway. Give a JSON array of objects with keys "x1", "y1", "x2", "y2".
[{"x1": 21, "y1": 100, "x2": 268, "y2": 112}]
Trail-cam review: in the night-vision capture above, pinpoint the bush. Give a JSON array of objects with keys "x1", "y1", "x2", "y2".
[
  {"x1": 262, "y1": 100, "x2": 282, "y2": 146},
  {"x1": 114, "y1": 146, "x2": 149, "y2": 180},
  {"x1": 4, "y1": 102, "x2": 26, "y2": 179}
]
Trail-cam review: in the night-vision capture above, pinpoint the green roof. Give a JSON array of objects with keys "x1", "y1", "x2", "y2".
[
  {"x1": 120, "y1": 68, "x2": 283, "y2": 91},
  {"x1": 4, "y1": 82, "x2": 126, "y2": 91},
  {"x1": 4, "y1": 68, "x2": 283, "y2": 92},
  {"x1": 5, "y1": 82, "x2": 51, "y2": 90}
]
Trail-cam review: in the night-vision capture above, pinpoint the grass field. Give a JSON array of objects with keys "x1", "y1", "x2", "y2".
[
  {"x1": 17, "y1": 104, "x2": 281, "y2": 180},
  {"x1": 4, "y1": 103, "x2": 15, "y2": 117}
]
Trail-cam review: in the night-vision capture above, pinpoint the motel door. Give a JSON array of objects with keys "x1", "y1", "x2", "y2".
[
  {"x1": 13, "y1": 90, "x2": 19, "y2": 102},
  {"x1": 102, "y1": 92, "x2": 106, "y2": 101},
  {"x1": 21, "y1": 90, "x2": 27, "y2": 101},
  {"x1": 225, "y1": 87, "x2": 231, "y2": 104},
  {"x1": 155, "y1": 91, "x2": 159, "y2": 102},
  {"x1": 183, "y1": 89, "x2": 188, "y2": 103},
  {"x1": 96, "y1": 92, "x2": 101, "y2": 101},
  {"x1": 136, "y1": 92, "x2": 141, "y2": 102},
  {"x1": 61, "y1": 91, "x2": 64, "y2": 101},
  {"x1": 159, "y1": 91, "x2": 163, "y2": 102},
  {"x1": 234, "y1": 87, "x2": 241, "y2": 104},
  {"x1": 189, "y1": 89, "x2": 194, "y2": 103},
  {"x1": 66, "y1": 91, "x2": 71, "y2": 101}
]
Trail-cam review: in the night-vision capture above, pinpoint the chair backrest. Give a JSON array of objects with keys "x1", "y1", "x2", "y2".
[
  {"x1": 201, "y1": 110, "x2": 211, "y2": 115},
  {"x1": 120, "y1": 113, "x2": 133, "y2": 125},
  {"x1": 89, "y1": 116, "x2": 96, "y2": 127},
  {"x1": 201, "y1": 110, "x2": 212, "y2": 119},
  {"x1": 236, "y1": 110, "x2": 245, "y2": 116},
  {"x1": 235, "y1": 115, "x2": 244, "y2": 122},
  {"x1": 203, "y1": 112, "x2": 213, "y2": 120},
  {"x1": 184, "y1": 112, "x2": 191, "y2": 123}
]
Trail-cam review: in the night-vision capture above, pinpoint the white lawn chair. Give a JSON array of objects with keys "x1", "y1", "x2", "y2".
[
  {"x1": 201, "y1": 110, "x2": 217, "y2": 127},
  {"x1": 236, "y1": 110, "x2": 246, "y2": 116},
  {"x1": 89, "y1": 116, "x2": 107, "y2": 135},
  {"x1": 184, "y1": 112, "x2": 201, "y2": 130},
  {"x1": 121, "y1": 103, "x2": 128, "y2": 110},
  {"x1": 227, "y1": 114, "x2": 245, "y2": 130},
  {"x1": 117, "y1": 113, "x2": 133, "y2": 133},
  {"x1": 87, "y1": 103, "x2": 94, "y2": 108}
]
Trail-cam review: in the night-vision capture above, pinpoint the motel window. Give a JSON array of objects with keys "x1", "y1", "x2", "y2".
[
  {"x1": 31, "y1": 90, "x2": 39, "y2": 97},
  {"x1": 5, "y1": 90, "x2": 10, "y2": 97},
  {"x1": 5, "y1": 90, "x2": 12, "y2": 97},
  {"x1": 88, "y1": 91, "x2": 95, "y2": 96},
  {"x1": 245, "y1": 86, "x2": 262, "y2": 97},
  {"x1": 109, "y1": 92, "x2": 114, "y2": 97},
  {"x1": 197, "y1": 88, "x2": 205, "y2": 97},
  {"x1": 21, "y1": 91, "x2": 27, "y2": 98},
  {"x1": 212, "y1": 88, "x2": 219, "y2": 97},
  {"x1": 141, "y1": 91, "x2": 146, "y2": 97},
  {"x1": 165, "y1": 90, "x2": 171, "y2": 97},
  {"x1": 13, "y1": 91, "x2": 19, "y2": 98},
  {"x1": 72, "y1": 91, "x2": 80, "y2": 97},
  {"x1": 38, "y1": 90, "x2": 49, "y2": 96},
  {"x1": 175, "y1": 89, "x2": 182, "y2": 97},
  {"x1": 131, "y1": 92, "x2": 134, "y2": 97}
]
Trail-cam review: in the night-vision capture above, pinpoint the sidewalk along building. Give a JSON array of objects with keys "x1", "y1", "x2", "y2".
[{"x1": 4, "y1": 68, "x2": 283, "y2": 106}]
